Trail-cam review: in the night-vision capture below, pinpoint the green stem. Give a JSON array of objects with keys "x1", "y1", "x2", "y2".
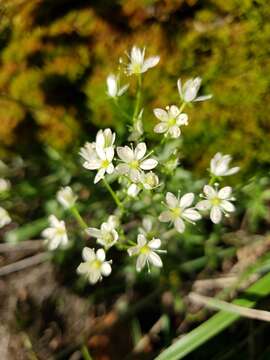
[
  {"x1": 81, "y1": 345, "x2": 93, "y2": 360},
  {"x1": 70, "y1": 206, "x2": 88, "y2": 230},
  {"x1": 132, "y1": 74, "x2": 142, "y2": 125},
  {"x1": 102, "y1": 178, "x2": 124, "y2": 211},
  {"x1": 179, "y1": 101, "x2": 186, "y2": 113}
]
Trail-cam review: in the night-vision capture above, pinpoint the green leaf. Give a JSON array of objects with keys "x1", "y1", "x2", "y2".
[{"x1": 155, "y1": 272, "x2": 270, "y2": 360}]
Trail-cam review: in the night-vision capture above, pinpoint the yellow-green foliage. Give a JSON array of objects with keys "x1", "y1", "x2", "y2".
[{"x1": 0, "y1": 0, "x2": 269, "y2": 175}]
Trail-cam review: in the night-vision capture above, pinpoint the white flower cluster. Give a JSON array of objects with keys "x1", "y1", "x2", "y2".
[
  {"x1": 0, "y1": 174, "x2": 11, "y2": 229},
  {"x1": 40, "y1": 45, "x2": 240, "y2": 286}
]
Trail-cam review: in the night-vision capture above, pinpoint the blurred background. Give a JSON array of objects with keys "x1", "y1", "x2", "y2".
[{"x1": 0, "y1": 0, "x2": 270, "y2": 359}]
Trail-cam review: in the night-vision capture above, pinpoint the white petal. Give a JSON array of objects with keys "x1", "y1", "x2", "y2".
[
  {"x1": 177, "y1": 78, "x2": 183, "y2": 98},
  {"x1": 141, "y1": 56, "x2": 160, "y2": 72},
  {"x1": 169, "y1": 105, "x2": 180, "y2": 118},
  {"x1": 153, "y1": 108, "x2": 168, "y2": 121},
  {"x1": 174, "y1": 218, "x2": 185, "y2": 233},
  {"x1": 159, "y1": 211, "x2": 172, "y2": 222},
  {"x1": 154, "y1": 122, "x2": 168, "y2": 134},
  {"x1": 168, "y1": 125, "x2": 180, "y2": 138},
  {"x1": 218, "y1": 186, "x2": 232, "y2": 199},
  {"x1": 134, "y1": 143, "x2": 146, "y2": 160},
  {"x1": 128, "y1": 245, "x2": 140, "y2": 256},
  {"x1": 130, "y1": 168, "x2": 141, "y2": 182},
  {"x1": 86, "y1": 228, "x2": 101, "y2": 239},
  {"x1": 82, "y1": 247, "x2": 96, "y2": 262},
  {"x1": 176, "y1": 113, "x2": 188, "y2": 126},
  {"x1": 140, "y1": 158, "x2": 158, "y2": 170},
  {"x1": 180, "y1": 193, "x2": 194, "y2": 208},
  {"x1": 148, "y1": 252, "x2": 163, "y2": 268},
  {"x1": 77, "y1": 262, "x2": 89, "y2": 275},
  {"x1": 136, "y1": 254, "x2": 147, "y2": 271},
  {"x1": 84, "y1": 159, "x2": 102, "y2": 170},
  {"x1": 105, "y1": 147, "x2": 114, "y2": 162},
  {"x1": 166, "y1": 192, "x2": 178, "y2": 207},
  {"x1": 210, "y1": 206, "x2": 222, "y2": 224},
  {"x1": 128, "y1": 183, "x2": 140, "y2": 197},
  {"x1": 194, "y1": 94, "x2": 212, "y2": 102},
  {"x1": 142, "y1": 218, "x2": 152, "y2": 233},
  {"x1": 101, "y1": 262, "x2": 112, "y2": 276},
  {"x1": 96, "y1": 248, "x2": 106, "y2": 262},
  {"x1": 225, "y1": 167, "x2": 240, "y2": 176},
  {"x1": 148, "y1": 238, "x2": 161, "y2": 249},
  {"x1": 204, "y1": 185, "x2": 217, "y2": 199},
  {"x1": 182, "y1": 209, "x2": 202, "y2": 221},
  {"x1": 116, "y1": 163, "x2": 129, "y2": 175},
  {"x1": 221, "y1": 200, "x2": 235, "y2": 212},
  {"x1": 89, "y1": 270, "x2": 101, "y2": 284},
  {"x1": 117, "y1": 146, "x2": 134, "y2": 162},
  {"x1": 106, "y1": 163, "x2": 114, "y2": 174},
  {"x1": 106, "y1": 74, "x2": 117, "y2": 97},
  {"x1": 94, "y1": 168, "x2": 105, "y2": 183},
  {"x1": 137, "y1": 234, "x2": 147, "y2": 246},
  {"x1": 196, "y1": 200, "x2": 211, "y2": 211}
]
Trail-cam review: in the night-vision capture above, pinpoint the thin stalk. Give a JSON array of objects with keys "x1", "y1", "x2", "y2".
[
  {"x1": 81, "y1": 345, "x2": 93, "y2": 360},
  {"x1": 70, "y1": 206, "x2": 88, "y2": 230},
  {"x1": 102, "y1": 178, "x2": 124, "y2": 211},
  {"x1": 132, "y1": 74, "x2": 142, "y2": 124}
]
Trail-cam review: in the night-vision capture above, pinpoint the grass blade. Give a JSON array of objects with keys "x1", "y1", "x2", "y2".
[{"x1": 155, "y1": 271, "x2": 270, "y2": 360}]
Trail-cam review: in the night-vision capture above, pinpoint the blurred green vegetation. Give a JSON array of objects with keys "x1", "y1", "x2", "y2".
[{"x1": 0, "y1": 0, "x2": 269, "y2": 177}]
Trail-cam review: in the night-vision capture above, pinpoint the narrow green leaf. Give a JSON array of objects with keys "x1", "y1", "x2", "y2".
[{"x1": 155, "y1": 272, "x2": 270, "y2": 360}]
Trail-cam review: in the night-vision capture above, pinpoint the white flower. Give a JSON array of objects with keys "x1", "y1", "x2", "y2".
[
  {"x1": 127, "y1": 171, "x2": 159, "y2": 197},
  {"x1": 77, "y1": 247, "x2": 112, "y2": 284},
  {"x1": 128, "y1": 109, "x2": 144, "y2": 142},
  {"x1": 42, "y1": 215, "x2": 69, "y2": 250},
  {"x1": 159, "y1": 192, "x2": 201, "y2": 233},
  {"x1": 86, "y1": 216, "x2": 119, "y2": 249},
  {"x1": 79, "y1": 129, "x2": 115, "y2": 184},
  {"x1": 139, "y1": 217, "x2": 154, "y2": 238},
  {"x1": 210, "y1": 153, "x2": 240, "y2": 177},
  {"x1": 0, "y1": 178, "x2": 10, "y2": 192},
  {"x1": 106, "y1": 74, "x2": 129, "y2": 98},
  {"x1": 0, "y1": 206, "x2": 11, "y2": 228},
  {"x1": 116, "y1": 142, "x2": 158, "y2": 183},
  {"x1": 177, "y1": 77, "x2": 212, "y2": 103},
  {"x1": 153, "y1": 105, "x2": 188, "y2": 138},
  {"x1": 196, "y1": 185, "x2": 235, "y2": 224},
  {"x1": 57, "y1": 186, "x2": 77, "y2": 209},
  {"x1": 126, "y1": 46, "x2": 160, "y2": 75},
  {"x1": 128, "y1": 234, "x2": 165, "y2": 272}
]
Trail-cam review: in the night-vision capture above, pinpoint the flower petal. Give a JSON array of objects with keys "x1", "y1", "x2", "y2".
[
  {"x1": 174, "y1": 217, "x2": 185, "y2": 233},
  {"x1": 136, "y1": 254, "x2": 147, "y2": 271},
  {"x1": 134, "y1": 143, "x2": 146, "y2": 160},
  {"x1": 101, "y1": 262, "x2": 112, "y2": 276},
  {"x1": 166, "y1": 192, "x2": 178, "y2": 207},
  {"x1": 148, "y1": 238, "x2": 161, "y2": 249},
  {"x1": 218, "y1": 186, "x2": 232, "y2": 199},
  {"x1": 137, "y1": 234, "x2": 147, "y2": 246},
  {"x1": 82, "y1": 247, "x2": 96, "y2": 262},
  {"x1": 141, "y1": 56, "x2": 160, "y2": 72},
  {"x1": 169, "y1": 125, "x2": 180, "y2": 138},
  {"x1": 148, "y1": 251, "x2": 163, "y2": 268},
  {"x1": 154, "y1": 122, "x2": 168, "y2": 134},
  {"x1": 221, "y1": 200, "x2": 235, "y2": 212},
  {"x1": 196, "y1": 200, "x2": 211, "y2": 211},
  {"x1": 210, "y1": 206, "x2": 222, "y2": 224},
  {"x1": 140, "y1": 158, "x2": 158, "y2": 170},
  {"x1": 117, "y1": 146, "x2": 134, "y2": 162},
  {"x1": 159, "y1": 211, "x2": 172, "y2": 222},
  {"x1": 204, "y1": 185, "x2": 217, "y2": 199},
  {"x1": 180, "y1": 193, "x2": 194, "y2": 208},
  {"x1": 86, "y1": 228, "x2": 101, "y2": 239},
  {"x1": 153, "y1": 108, "x2": 168, "y2": 121},
  {"x1": 182, "y1": 209, "x2": 202, "y2": 221},
  {"x1": 96, "y1": 248, "x2": 106, "y2": 262}
]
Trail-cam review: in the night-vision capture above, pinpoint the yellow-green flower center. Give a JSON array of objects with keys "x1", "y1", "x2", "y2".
[
  {"x1": 171, "y1": 207, "x2": 181, "y2": 218},
  {"x1": 130, "y1": 160, "x2": 139, "y2": 169},
  {"x1": 90, "y1": 259, "x2": 101, "y2": 269},
  {"x1": 104, "y1": 232, "x2": 114, "y2": 244},
  {"x1": 132, "y1": 63, "x2": 142, "y2": 74},
  {"x1": 211, "y1": 197, "x2": 221, "y2": 206},
  {"x1": 168, "y1": 117, "x2": 176, "y2": 126},
  {"x1": 102, "y1": 160, "x2": 110, "y2": 168},
  {"x1": 140, "y1": 245, "x2": 150, "y2": 254}
]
